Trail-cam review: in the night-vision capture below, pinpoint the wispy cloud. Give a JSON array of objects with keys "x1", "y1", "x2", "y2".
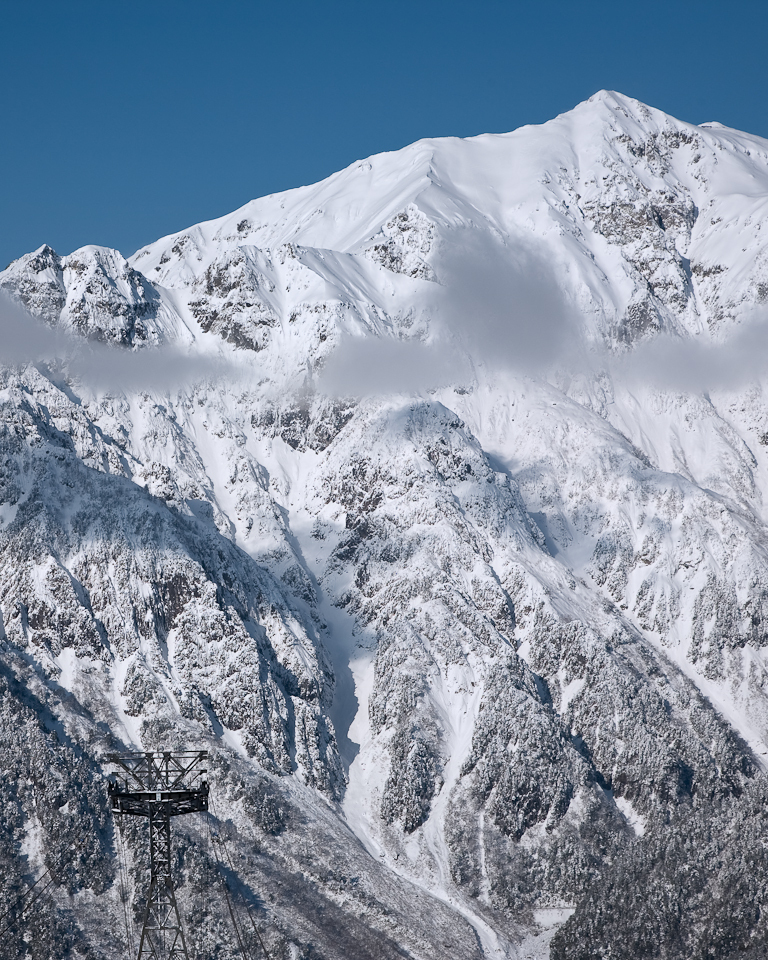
[
  {"x1": 4, "y1": 256, "x2": 767, "y2": 402},
  {"x1": 318, "y1": 230, "x2": 583, "y2": 396},
  {"x1": 608, "y1": 312, "x2": 768, "y2": 392},
  {"x1": 0, "y1": 293, "x2": 235, "y2": 391},
  {"x1": 437, "y1": 230, "x2": 581, "y2": 374},
  {"x1": 318, "y1": 229, "x2": 768, "y2": 398}
]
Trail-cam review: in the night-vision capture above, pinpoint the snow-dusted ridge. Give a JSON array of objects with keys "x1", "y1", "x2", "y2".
[{"x1": 2, "y1": 91, "x2": 768, "y2": 958}]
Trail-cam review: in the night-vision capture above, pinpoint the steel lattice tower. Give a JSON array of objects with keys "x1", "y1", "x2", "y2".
[{"x1": 108, "y1": 751, "x2": 209, "y2": 960}]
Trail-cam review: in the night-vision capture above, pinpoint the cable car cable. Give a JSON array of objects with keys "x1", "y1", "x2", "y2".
[
  {"x1": 206, "y1": 810, "x2": 252, "y2": 960},
  {"x1": 0, "y1": 836, "x2": 86, "y2": 937},
  {"x1": 0, "y1": 866, "x2": 52, "y2": 931},
  {"x1": 0, "y1": 872, "x2": 58, "y2": 938},
  {"x1": 115, "y1": 814, "x2": 135, "y2": 960},
  {"x1": 208, "y1": 794, "x2": 271, "y2": 960}
]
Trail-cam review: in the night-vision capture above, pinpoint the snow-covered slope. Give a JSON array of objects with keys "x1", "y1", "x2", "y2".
[{"x1": 3, "y1": 91, "x2": 768, "y2": 959}]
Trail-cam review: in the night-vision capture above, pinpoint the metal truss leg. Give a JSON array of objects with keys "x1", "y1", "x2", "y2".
[{"x1": 137, "y1": 805, "x2": 190, "y2": 960}]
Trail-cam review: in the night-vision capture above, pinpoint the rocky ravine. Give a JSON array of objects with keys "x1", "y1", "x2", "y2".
[{"x1": 2, "y1": 91, "x2": 768, "y2": 959}]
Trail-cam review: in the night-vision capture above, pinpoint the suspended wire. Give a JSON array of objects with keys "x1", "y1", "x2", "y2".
[
  {"x1": 0, "y1": 837, "x2": 86, "y2": 938},
  {"x1": 116, "y1": 822, "x2": 131, "y2": 959},
  {"x1": 208, "y1": 793, "x2": 272, "y2": 960},
  {"x1": 206, "y1": 810, "x2": 251, "y2": 960},
  {"x1": 0, "y1": 872, "x2": 58, "y2": 938},
  {"x1": 16, "y1": 873, "x2": 58, "y2": 924},
  {"x1": 0, "y1": 866, "x2": 52, "y2": 931},
  {"x1": 116, "y1": 814, "x2": 136, "y2": 960},
  {"x1": 204, "y1": 811, "x2": 216, "y2": 960},
  {"x1": 214, "y1": 829, "x2": 271, "y2": 960},
  {"x1": 204, "y1": 818, "x2": 210, "y2": 960},
  {"x1": 195, "y1": 821, "x2": 206, "y2": 960},
  {"x1": 208, "y1": 810, "x2": 250, "y2": 957},
  {"x1": 196, "y1": 819, "x2": 205, "y2": 960},
  {"x1": 195, "y1": 831, "x2": 201, "y2": 960},
  {"x1": 223, "y1": 877, "x2": 250, "y2": 960}
]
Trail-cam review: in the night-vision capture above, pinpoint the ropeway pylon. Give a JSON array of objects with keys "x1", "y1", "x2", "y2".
[{"x1": 107, "y1": 751, "x2": 209, "y2": 960}]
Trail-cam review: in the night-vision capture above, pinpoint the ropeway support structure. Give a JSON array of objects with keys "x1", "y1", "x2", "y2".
[{"x1": 108, "y1": 751, "x2": 209, "y2": 960}]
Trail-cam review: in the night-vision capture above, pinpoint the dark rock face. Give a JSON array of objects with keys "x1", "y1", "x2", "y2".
[
  {"x1": 365, "y1": 205, "x2": 436, "y2": 280},
  {"x1": 0, "y1": 367, "x2": 485, "y2": 959},
  {"x1": 189, "y1": 247, "x2": 280, "y2": 351},
  {"x1": 1, "y1": 244, "x2": 66, "y2": 320},
  {"x1": 0, "y1": 366, "x2": 342, "y2": 792}
]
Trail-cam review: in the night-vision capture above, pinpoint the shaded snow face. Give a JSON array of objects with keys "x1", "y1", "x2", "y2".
[{"x1": 4, "y1": 90, "x2": 768, "y2": 960}]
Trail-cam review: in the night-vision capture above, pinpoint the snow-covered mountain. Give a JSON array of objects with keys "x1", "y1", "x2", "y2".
[{"x1": 2, "y1": 90, "x2": 768, "y2": 959}]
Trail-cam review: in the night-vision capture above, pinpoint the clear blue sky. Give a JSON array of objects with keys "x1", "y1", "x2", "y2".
[{"x1": 2, "y1": 0, "x2": 766, "y2": 269}]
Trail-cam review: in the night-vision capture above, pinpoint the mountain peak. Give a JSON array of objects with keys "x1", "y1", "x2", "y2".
[{"x1": 2, "y1": 94, "x2": 768, "y2": 958}]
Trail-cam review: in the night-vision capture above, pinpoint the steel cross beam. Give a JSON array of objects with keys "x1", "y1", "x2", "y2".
[{"x1": 107, "y1": 751, "x2": 209, "y2": 960}]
